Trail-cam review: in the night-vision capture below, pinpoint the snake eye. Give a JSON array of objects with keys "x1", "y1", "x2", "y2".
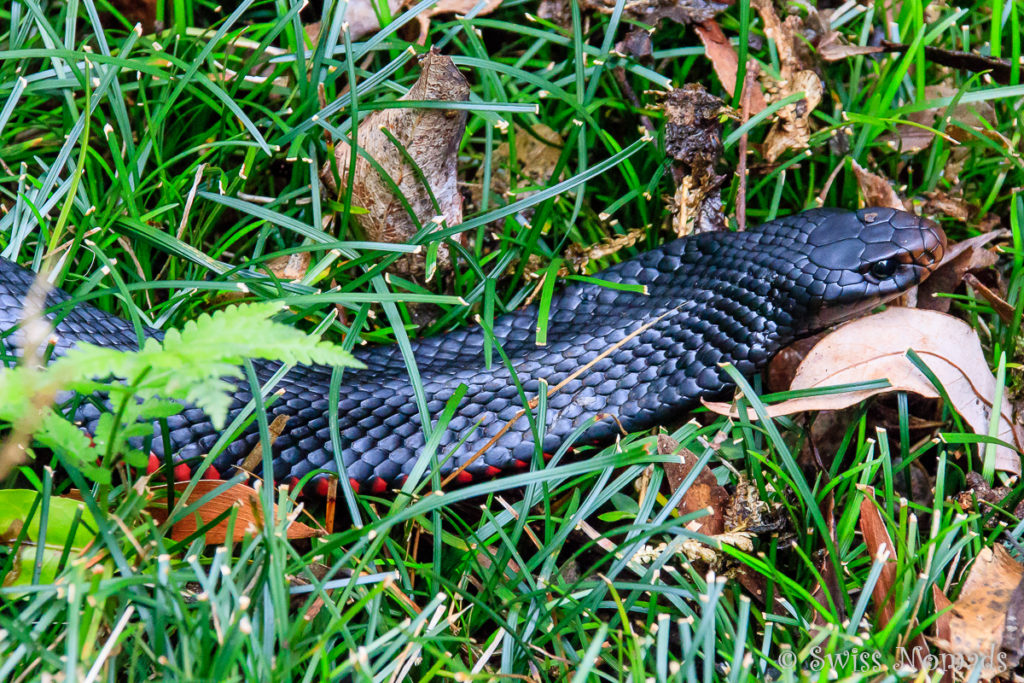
[{"x1": 869, "y1": 258, "x2": 899, "y2": 279}]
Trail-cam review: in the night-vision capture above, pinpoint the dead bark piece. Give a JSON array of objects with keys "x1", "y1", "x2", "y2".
[
  {"x1": 663, "y1": 84, "x2": 727, "y2": 236},
  {"x1": 935, "y1": 545, "x2": 1024, "y2": 677},
  {"x1": 322, "y1": 50, "x2": 469, "y2": 276},
  {"x1": 879, "y1": 41, "x2": 1016, "y2": 86},
  {"x1": 751, "y1": 0, "x2": 822, "y2": 163}
]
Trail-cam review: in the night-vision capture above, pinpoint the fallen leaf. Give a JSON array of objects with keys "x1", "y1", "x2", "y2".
[
  {"x1": 658, "y1": 434, "x2": 727, "y2": 536},
  {"x1": 858, "y1": 487, "x2": 930, "y2": 652},
  {"x1": 148, "y1": 481, "x2": 320, "y2": 544},
  {"x1": 752, "y1": 0, "x2": 823, "y2": 162},
  {"x1": 537, "y1": 0, "x2": 571, "y2": 27},
  {"x1": 850, "y1": 158, "x2": 905, "y2": 211},
  {"x1": 935, "y1": 545, "x2": 1024, "y2": 677},
  {"x1": 705, "y1": 308, "x2": 1022, "y2": 474},
  {"x1": 322, "y1": 50, "x2": 469, "y2": 276},
  {"x1": 615, "y1": 28, "x2": 654, "y2": 60},
  {"x1": 858, "y1": 489, "x2": 899, "y2": 625},
  {"x1": 108, "y1": 0, "x2": 159, "y2": 33},
  {"x1": 693, "y1": 20, "x2": 766, "y2": 115},
  {"x1": 487, "y1": 123, "x2": 564, "y2": 203}
]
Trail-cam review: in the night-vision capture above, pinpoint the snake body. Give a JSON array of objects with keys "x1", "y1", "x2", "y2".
[{"x1": 0, "y1": 208, "x2": 945, "y2": 494}]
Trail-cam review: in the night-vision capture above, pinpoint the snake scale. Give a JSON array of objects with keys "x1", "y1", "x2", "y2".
[{"x1": 0, "y1": 207, "x2": 946, "y2": 495}]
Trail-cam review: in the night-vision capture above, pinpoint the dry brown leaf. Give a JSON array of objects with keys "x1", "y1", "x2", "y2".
[
  {"x1": 935, "y1": 545, "x2": 1024, "y2": 677},
  {"x1": 850, "y1": 158, "x2": 904, "y2": 211},
  {"x1": 108, "y1": 0, "x2": 159, "y2": 33},
  {"x1": 148, "y1": 481, "x2": 320, "y2": 544},
  {"x1": 920, "y1": 190, "x2": 974, "y2": 222},
  {"x1": 693, "y1": 20, "x2": 766, "y2": 115},
  {"x1": 615, "y1": 28, "x2": 654, "y2": 60},
  {"x1": 817, "y1": 38, "x2": 885, "y2": 61},
  {"x1": 488, "y1": 123, "x2": 564, "y2": 201},
  {"x1": 858, "y1": 490, "x2": 900, "y2": 625},
  {"x1": 705, "y1": 308, "x2": 1022, "y2": 474},
  {"x1": 322, "y1": 50, "x2": 468, "y2": 276},
  {"x1": 658, "y1": 434, "x2": 727, "y2": 536},
  {"x1": 752, "y1": 0, "x2": 822, "y2": 162},
  {"x1": 858, "y1": 488, "x2": 930, "y2": 653}
]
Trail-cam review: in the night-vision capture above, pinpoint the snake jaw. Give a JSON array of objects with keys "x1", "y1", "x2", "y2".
[{"x1": 800, "y1": 207, "x2": 948, "y2": 330}]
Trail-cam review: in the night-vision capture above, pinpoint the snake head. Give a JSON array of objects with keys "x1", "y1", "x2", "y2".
[{"x1": 797, "y1": 207, "x2": 947, "y2": 328}]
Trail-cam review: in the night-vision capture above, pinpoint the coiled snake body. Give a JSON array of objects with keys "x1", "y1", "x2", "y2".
[{"x1": 0, "y1": 208, "x2": 946, "y2": 494}]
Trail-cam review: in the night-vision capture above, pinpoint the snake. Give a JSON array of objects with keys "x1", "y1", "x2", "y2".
[{"x1": 0, "y1": 207, "x2": 946, "y2": 496}]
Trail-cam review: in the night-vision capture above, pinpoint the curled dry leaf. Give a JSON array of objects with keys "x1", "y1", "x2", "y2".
[
  {"x1": 752, "y1": 0, "x2": 822, "y2": 163},
  {"x1": 322, "y1": 50, "x2": 469, "y2": 276},
  {"x1": 816, "y1": 34, "x2": 885, "y2": 61},
  {"x1": 934, "y1": 544, "x2": 1024, "y2": 677},
  {"x1": 849, "y1": 158, "x2": 905, "y2": 212},
  {"x1": 705, "y1": 308, "x2": 1022, "y2": 474},
  {"x1": 147, "y1": 481, "x2": 320, "y2": 544},
  {"x1": 615, "y1": 28, "x2": 654, "y2": 60},
  {"x1": 663, "y1": 83, "x2": 727, "y2": 236}
]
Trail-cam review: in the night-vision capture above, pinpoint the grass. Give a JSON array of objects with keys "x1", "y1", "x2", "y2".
[{"x1": 1, "y1": 0, "x2": 1023, "y2": 680}]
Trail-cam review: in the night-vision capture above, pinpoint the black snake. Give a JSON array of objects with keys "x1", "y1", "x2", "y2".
[{"x1": 0, "y1": 208, "x2": 946, "y2": 495}]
